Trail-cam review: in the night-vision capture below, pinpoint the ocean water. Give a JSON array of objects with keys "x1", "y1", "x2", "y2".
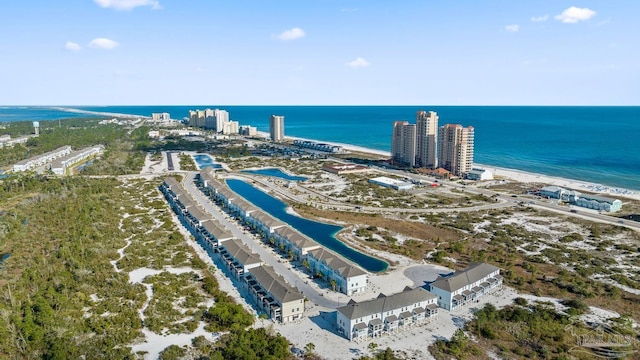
[
  {"x1": 2, "y1": 105, "x2": 639, "y2": 190},
  {"x1": 226, "y1": 179, "x2": 388, "y2": 272}
]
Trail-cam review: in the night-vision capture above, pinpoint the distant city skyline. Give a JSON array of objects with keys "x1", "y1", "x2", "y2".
[{"x1": 1, "y1": 1, "x2": 638, "y2": 105}]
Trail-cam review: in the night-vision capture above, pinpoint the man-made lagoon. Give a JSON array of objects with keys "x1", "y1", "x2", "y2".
[
  {"x1": 193, "y1": 154, "x2": 223, "y2": 169},
  {"x1": 226, "y1": 179, "x2": 388, "y2": 273},
  {"x1": 241, "y1": 168, "x2": 308, "y2": 181}
]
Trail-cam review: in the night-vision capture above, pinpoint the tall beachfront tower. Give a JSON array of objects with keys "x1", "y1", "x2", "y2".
[
  {"x1": 270, "y1": 115, "x2": 284, "y2": 142},
  {"x1": 391, "y1": 121, "x2": 416, "y2": 167},
  {"x1": 416, "y1": 110, "x2": 438, "y2": 169},
  {"x1": 204, "y1": 109, "x2": 230, "y2": 132},
  {"x1": 188, "y1": 110, "x2": 205, "y2": 127},
  {"x1": 437, "y1": 124, "x2": 474, "y2": 177}
]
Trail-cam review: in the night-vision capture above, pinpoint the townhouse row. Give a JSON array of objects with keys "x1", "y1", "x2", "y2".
[
  {"x1": 196, "y1": 168, "x2": 369, "y2": 296},
  {"x1": 428, "y1": 262, "x2": 503, "y2": 311},
  {"x1": 159, "y1": 177, "x2": 305, "y2": 323},
  {"x1": 336, "y1": 287, "x2": 439, "y2": 342},
  {"x1": 334, "y1": 262, "x2": 503, "y2": 341},
  {"x1": 50, "y1": 145, "x2": 104, "y2": 175},
  {"x1": 12, "y1": 146, "x2": 72, "y2": 172}
]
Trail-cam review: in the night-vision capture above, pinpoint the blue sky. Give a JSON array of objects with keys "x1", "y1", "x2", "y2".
[{"x1": 0, "y1": 0, "x2": 637, "y2": 105}]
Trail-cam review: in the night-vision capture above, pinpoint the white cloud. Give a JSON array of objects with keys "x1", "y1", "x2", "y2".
[
  {"x1": 88, "y1": 38, "x2": 120, "y2": 50},
  {"x1": 276, "y1": 27, "x2": 305, "y2": 41},
  {"x1": 531, "y1": 15, "x2": 549, "y2": 22},
  {"x1": 65, "y1": 41, "x2": 81, "y2": 51},
  {"x1": 93, "y1": 0, "x2": 161, "y2": 11},
  {"x1": 346, "y1": 57, "x2": 370, "y2": 68},
  {"x1": 555, "y1": 7, "x2": 596, "y2": 24},
  {"x1": 505, "y1": 24, "x2": 520, "y2": 32}
]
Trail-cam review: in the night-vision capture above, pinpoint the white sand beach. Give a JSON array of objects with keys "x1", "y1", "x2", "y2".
[{"x1": 268, "y1": 132, "x2": 640, "y2": 201}]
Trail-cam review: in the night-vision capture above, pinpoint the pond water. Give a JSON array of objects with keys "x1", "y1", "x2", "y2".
[
  {"x1": 76, "y1": 160, "x2": 94, "y2": 171},
  {"x1": 193, "y1": 154, "x2": 223, "y2": 169},
  {"x1": 241, "y1": 168, "x2": 308, "y2": 181},
  {"x1": 226, "y1": 179, "x2": 388, "y2": 273},
  {"x1": 0, "y1": 253, "x2": 10, "y2": 269}
]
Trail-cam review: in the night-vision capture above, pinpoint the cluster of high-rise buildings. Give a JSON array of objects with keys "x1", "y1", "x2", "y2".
[
  {"x1": 391, "y1": 111, "x2": 474, "y2": 177},
  {"x1": 188, "y1": 108, "x2": 240, "y2": 135}
]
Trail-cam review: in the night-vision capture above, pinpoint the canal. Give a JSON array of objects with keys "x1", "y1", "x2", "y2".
[{"x1": 226, "y1": 179, "x2": 388, "y2": 273}]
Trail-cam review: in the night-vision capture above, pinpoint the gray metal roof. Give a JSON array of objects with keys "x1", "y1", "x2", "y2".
[
  {"x1": 164, "y1": 177, "x2": 181, "y2": 190},
  {"x1": 186, "y1": 205, "x2": 209, "y2": 223},
  {"x1": 274, "y1": 226, "x2": 320, "y2": 251},
  {"x1": 177, "y1": 194, "x2": 195, "y2": 208},
  {"x1": 578, "y1": 194, "x2": 619, "y2": 204},
  {"x1": 220, "y1": 240, "x2": 262, "y2": 266},
  {"x1": 201, "y1": 220, "x2": 234, "y2": 241},
  {"x1": 251, "y1": 210, "x2": 287, "y2": 229},
  {"x1": 248, "y1": 266, "x2": 304, "y2": 304},
  {"x1": 308, "y1": 247, "x2": 366, "y2": 279},
  {"x1": 233, "y1": 198, "x2": 259, "y2": 214},
  {"x1": 430, "y1": 263, "x2": 500, "y2": 293},
  {"x1": 336, "y1": 287, "x2": 436, "y2": 320}
]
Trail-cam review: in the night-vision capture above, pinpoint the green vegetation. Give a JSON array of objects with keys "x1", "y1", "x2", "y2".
[
  {"x1": 0, "y1": 176, "x2": 145, "y2": 358},
  {"x1": 0, "y1": 118, "x2": 147, "y2": 175},
  {"x1": 187, "y1": 327, "x2": 294, "y2": 360},
  {"x1": 178, "y1": 152, "x2": 197, "y2": 171},
  {"x1": 0, "y1": 172, "x2": 293, "y2": 358},
  {"x1": 430, "y1": 329, "x2": 485, "y2": 360},
  {"x1": 432, "y1": 301, "x2": 639, "y2": 359}
]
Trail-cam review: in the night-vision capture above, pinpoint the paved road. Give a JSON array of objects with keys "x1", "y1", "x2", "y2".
[
  {"x1": 233, "y1": 173, "x2": 515, "y2": 214},
  {"x1": 180, "y1": 172, "x2": 345, "y2": 308}
]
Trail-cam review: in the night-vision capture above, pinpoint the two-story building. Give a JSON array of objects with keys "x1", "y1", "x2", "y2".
[
  {"x1": 218, "y1": 240, "x2": 263, "y2": 280},
  {"x1": 429, "y1": 262, "x2": 502, "y2": 311},
  {"x1": 271, "y1": 226, "x2": 321, "y2": 260},
  {"x1": 306, "y1": 248, "x2": 368, "y2": 295},
  {"x1": 336, "y1": 287, "x2": 438, "y2": 341},
  {"x1": 244, "y1": 265, "x2": 305, "y2": 323}
]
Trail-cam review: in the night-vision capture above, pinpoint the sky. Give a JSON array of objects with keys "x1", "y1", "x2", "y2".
[{"x1": 0, "y1": 0, "x2": 638, "y2": 105}]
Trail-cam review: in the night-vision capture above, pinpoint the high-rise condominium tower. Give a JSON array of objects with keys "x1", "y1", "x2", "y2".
[
  {"x1": 391, "y1": 121, "x2": 416, "y2": 167},
  {"x1": 437, "y1": 124, "x2": 474, "y2": 177},
  {"x1": 204, "y1": 109, "x2": 229, "y2": 132},
  {"x1": 416, "y1": 110, "x2": 438, "y2": 169},
  {"x1": 270, "y1": 115, "x2": 285, "y2": 142}
]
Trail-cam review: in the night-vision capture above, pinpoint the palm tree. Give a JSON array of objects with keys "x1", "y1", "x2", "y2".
[{"x1": 329, "y1": 278, "x2": 337, "y2": 292}]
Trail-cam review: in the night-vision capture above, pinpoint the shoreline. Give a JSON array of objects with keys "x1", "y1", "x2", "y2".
[
  {"x1": 260, "y1": 132, "x2": 640, "y2": 202},
  {"x1": 20, "y1": 106, "x2": 638, "y2": 201}
]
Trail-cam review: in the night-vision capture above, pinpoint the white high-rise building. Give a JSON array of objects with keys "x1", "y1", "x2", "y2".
[
  {"x1": 391, "y1": 121, "x2": 416, "y2": 167},
  {"x1": 189, "y1": 110, "x2": 205, "y2": 127},
  {"x1": 416, "y1": 110, "x2": 438, "y2": 169},
  {"x1": 204, "y1": 109, "x2": 229, "y2": 132},
  {"x1": 437, "y1": 124, "x2": 474, "y2": 177},
  {"x1": 270, "y1": 115, "x2": 284, "y2": 142},
  {"x1": 152, "y1": 113, "x2": 170, "y2": 121},
  {"x1": 222, "y1": 121, "x2": 239, "y2": 135}
]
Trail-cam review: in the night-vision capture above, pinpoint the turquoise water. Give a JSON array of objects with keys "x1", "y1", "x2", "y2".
[
  {"x1": 241, "y1": 168, "x2": 308, "y2": 181},
  {"x1": 226, "y1": 179, "x2": 388, "y2": 273},
  {"x1": 2, "y1": 106, "x2": 639, "y2": 190},
  {"x1": 193, "y1": 154, "x2": 223, "y2": 169}
]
